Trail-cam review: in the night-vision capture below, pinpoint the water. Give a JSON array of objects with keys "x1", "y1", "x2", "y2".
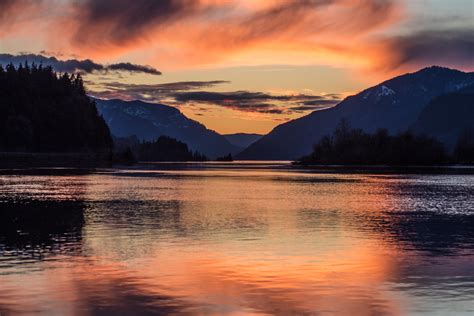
[{"x1": 0, "y1": 162, "x2": 473, "y2": 315}]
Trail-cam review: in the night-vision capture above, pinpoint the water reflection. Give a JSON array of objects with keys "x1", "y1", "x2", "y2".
[
  {"x1": 0, "y1": 164, "x2": 473, "y2": 315},
  {"x1": 0, "y1": 199, "x2": 84, "y2": 259}
]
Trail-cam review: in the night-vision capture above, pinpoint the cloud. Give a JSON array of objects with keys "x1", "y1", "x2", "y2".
[
  {"x1": 68, "y1": 0, "x2": 472, "y2": 73},
  {"x1": 92, "y1": 87, "x2": 338, "y2": 114},
  {"x1": 71, "y1": 0, "x2": 207, "y2": 44},
  {"x1": 0, "y1": 1, "x2": 45, "y2": 36},
  {"x1": 172, "y1": 91, "x2": 341, "y2": 114},
  {"x1": 3, "y1": 1, "x2": 470, "y2": 75},
  {"x1": 89, "y1": 80, "x2": 342, "y2": 115},
  {"x1": 0, "y1": 0, "x2": 32, "y2": 22},
  {"x1": 97, "y1": 80, "x2": 230, "y2": 93},
  {"x1": 289, "y1": 98, "x2": 342, "y2": 112},
  {"x1": 172, "y1": 91, "x2": 300, "y2": 103},
  {"x1": 36, "y1": 0, "x2": 404, "y2": 70},
  {"x1": 0, "y1": 53, "x2": 161, "y2": 75},
  {"x1": 385, "y1": 29, "x2": 474, "y2": 70},
  {"x1": 68, "y1": 0, "x2": 399, "y2": 45},
  {"x1": 0, "y1": 0, "x2": 15, "y2": 13},
  {"x1": 88, "y1": 80, "x2": 230, "y2": 101},
  {"x1": 104, "y1": 62, "x2": 161, "y2": 75}
]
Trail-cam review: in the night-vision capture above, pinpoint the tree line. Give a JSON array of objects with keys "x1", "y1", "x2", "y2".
[
  {"x1": 113, "y1": 135, "x2": 208, "y2": 163},
  {"x1": 297, "y1": 119, "x2": 474, "y2": 165},
  {"x1": 0, "y1": 63, "x2": 112, "y2": 153}
]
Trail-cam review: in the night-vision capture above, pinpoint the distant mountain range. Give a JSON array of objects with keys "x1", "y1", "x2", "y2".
[
  {"x1": 237, "y1": 67, "x2": 474, "y2": 160},
  {"x1": 95, "y1": 99, "x2": 239, "y2": 159},
  {"x1": 94, "y1": 66, "x2": 473, "y2": 161},
  {"x1": 223, "y1": 133, "x2": 262, "y2": 150}
]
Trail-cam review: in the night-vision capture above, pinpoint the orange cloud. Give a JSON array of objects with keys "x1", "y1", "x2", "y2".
[
  {"x1": 1, "y1": 0, "x2": 472, "y2": 75},
  {"x1": 58, "y1": 0, "x2": 403, "y2": 71}
]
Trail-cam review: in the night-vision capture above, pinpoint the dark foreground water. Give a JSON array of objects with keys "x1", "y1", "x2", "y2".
[{"x1": 0, "y1": 162, "x2": 473, "y2": 315}]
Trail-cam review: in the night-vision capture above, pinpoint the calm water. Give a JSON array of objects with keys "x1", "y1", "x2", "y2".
[{"x1": 0, "y1": 162, "x2": 473, "y2": 315}]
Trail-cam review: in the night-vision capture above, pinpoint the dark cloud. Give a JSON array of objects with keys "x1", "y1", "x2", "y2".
[
  {"x1": 73, "y1": 0, "x2": 205, "y2": 44},
  {"x1": 106, "y1": 62, "x2": 162, "y2": 75},
  {"x1": 0, "y1": 0, "x2": 24, "y2": 22},
  {"x1": 173, "y1": 91, "x2": 311, "y2": 103},
  {"x1": 90, "y1": 82, "x2": 342, "y2": 115},
  {"x1": 0, "y1": 1, "x2": 44, "y2": 30},
  {"x1": 68, "y1": 0, "x2": 400, "y2": 57},
  {"x1": 2, "y1": 0, "x2": 472, "y2": 75},
  {"x1": 301, "y1": 99, "x2": 341, "y2": 106},
  {"x1": 289, "y1": 98, "x2": 341, "y2": 113},
  {"x1": 171, "y1": 90, "x2": 341, "y2": 115},
  {"x1": 387, "y1": 29, "x2": 474, "y2": 69},
  {"x1": 88, "y1": 81, "x2": 230, "y2": 101},
  {"x1": 0, "y1": 0, "x2": 15, "y2": 12},
  {"x1": 98, "y1": 81, "x2": 230, "y2": 93},
  {"x1": 0, "y1": 53, "x2": 161, "y2": 75},
  {"x1": 0, "y1": 53, "x2": 104, "y2": 72}
]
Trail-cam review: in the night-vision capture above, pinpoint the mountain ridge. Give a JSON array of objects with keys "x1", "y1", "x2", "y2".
[
  {"x1": 237, "y1": 66, "x2": 474, "y2": 160},
  {"x1": 223, "y1": 133, "x2": 263, "y2": 150},
  {"x1": 95, "y1": 98, "x2": 239, "y2": 159}
]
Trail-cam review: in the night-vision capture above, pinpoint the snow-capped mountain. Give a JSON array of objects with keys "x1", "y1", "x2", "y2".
[
  {"x1": 238, "y1": 66, "x2": 474, "y2": 160},
  {"x1": 95, "y1": 99, "x2": 239, "y2": 159}
]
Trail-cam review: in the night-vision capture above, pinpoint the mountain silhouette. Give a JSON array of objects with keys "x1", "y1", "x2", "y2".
[
  {"x1": 237, "y1": 66, "x2": 474, "y2": 160},
  {"x1": 95, "y1": 99, "x2": 239, "y2": 159},
  {"x1": 412, "y1": 84, "x2": 474, "y2": 150},
  {"x1": 223, "y1": 133, "x2": 262, "y2": 150}
]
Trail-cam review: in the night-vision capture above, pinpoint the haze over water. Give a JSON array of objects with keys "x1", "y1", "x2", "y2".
[{"x1": 1, "y1": 162, "x2": 473, "y2": 315}]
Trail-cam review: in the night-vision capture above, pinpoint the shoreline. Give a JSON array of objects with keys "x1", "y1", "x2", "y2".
[{"x1": 0, "y1": 152, "x2": 112, "y2": 168}]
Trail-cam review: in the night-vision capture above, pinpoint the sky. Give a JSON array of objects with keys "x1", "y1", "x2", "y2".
[{"x1": 0, "y1": 0, "x2": 472, "y2": 134}]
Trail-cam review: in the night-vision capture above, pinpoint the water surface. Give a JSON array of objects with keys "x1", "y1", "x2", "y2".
[{"x1": 1, "y1": 162, "x2": 473, "y2": 315}]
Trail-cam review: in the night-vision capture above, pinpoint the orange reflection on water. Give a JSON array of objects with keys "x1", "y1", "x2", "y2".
[
  {"x1": 1, "y1": 233, "x2": 404, "y2": 315},
  {"x1": 2, "y1": 166, "x2": 473, "y2": 315}
]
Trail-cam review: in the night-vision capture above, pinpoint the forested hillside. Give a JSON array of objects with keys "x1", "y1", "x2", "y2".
[{"x1": 0, "y1": 63, "x2": 112, "y2": 153}]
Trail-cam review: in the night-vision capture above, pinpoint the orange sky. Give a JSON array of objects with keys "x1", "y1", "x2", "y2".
[{"x1": 0, "y1": 0, "x2": 472, "y2": 133}]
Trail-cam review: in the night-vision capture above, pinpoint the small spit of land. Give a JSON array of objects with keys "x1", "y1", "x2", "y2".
[{"x1": 296, "y1": 120, "x2": 474, "y2": 166}]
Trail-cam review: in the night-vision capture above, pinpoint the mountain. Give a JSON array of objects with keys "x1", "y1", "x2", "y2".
[
  {"x1": 95, "y1": 99, "x2": 239, "y2": 159},
  {"x1": 412, "y1": 85, "x2": 474, "y2": 150},
  {"x1": 223, "y1": 133, "x2": 263, "y2": 150},
  {"x1": 238, "y1": 67, "x2": 474, "y2": 160}
]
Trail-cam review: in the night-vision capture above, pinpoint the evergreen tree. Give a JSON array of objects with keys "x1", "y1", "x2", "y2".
[
  {"x1": 298, "y1": 119, "x2": 449, "y2": 165},
  {"x1": 0, "y1": 63, "x2": 113, "y2": 153}
]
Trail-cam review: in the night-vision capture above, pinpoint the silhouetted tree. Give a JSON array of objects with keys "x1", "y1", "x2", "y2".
[
  {"x1": 454, "y1": 128, "x2": 474, "y2": 164},
  {"x1": 134, "y1": 135, "x2": 207, "y2": 162},
  {"x1": 297, "y1": 120, "x2": 448, "y2": 165},
  {"x1": 0, "y1": 63, "x2": 112, "y2": 153},
  {"x1": 216, "y1": 153, "x2": 233, "y2": 161}
]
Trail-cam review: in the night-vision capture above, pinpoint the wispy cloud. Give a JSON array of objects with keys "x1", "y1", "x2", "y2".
[
  {"x1": 71, "y1": 0, "x2": 208, "y2": 45},
  {"x1": 174, "y1": 91, "x2": 341, "y2": 114},
  {"x1": 0, "y1": 0, "x2": 41, "y2": 30},
  {"x1": 0, "y1": 53, "x2": 161, "y2": 75},
  {"x1": 90, "y1": 81, "x2": 342, "y2": 115},
  {"x1": 102, "y1": 62, "x2": 161, "y2": 75},
  {"x1": 0, "y1": 0, "x2": 405, "y2": 71},
  {"x1": 2, "y1": 1, "x2": 472, "y2": 75},
  {"x1": 88, "y1": 80, "x2": 230, "y2": 101},
  {"x1": 383, "y1": 29, "x2": 474, "y2": 71}
]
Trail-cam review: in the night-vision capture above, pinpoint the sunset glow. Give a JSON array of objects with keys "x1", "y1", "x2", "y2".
[{"x1": 1, "y1": 0, "x2": 472, "y2": 133}]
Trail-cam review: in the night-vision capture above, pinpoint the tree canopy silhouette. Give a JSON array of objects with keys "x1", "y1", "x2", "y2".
[
  {"x1": 454, "y1": 128, "x2": 474, "y2": 164},
  {"x1": 0, "y1": 63, "x2": 112, "y2": 153},
  {"x1": 216, "y1": 153, "x2": 233, "y2": 161},
  {"x1": 113, "y1": 135, "x2": 208, "y2": 162},
  {"x1": 297, "y1": 119, "x2": 450, "y2": 165}
]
